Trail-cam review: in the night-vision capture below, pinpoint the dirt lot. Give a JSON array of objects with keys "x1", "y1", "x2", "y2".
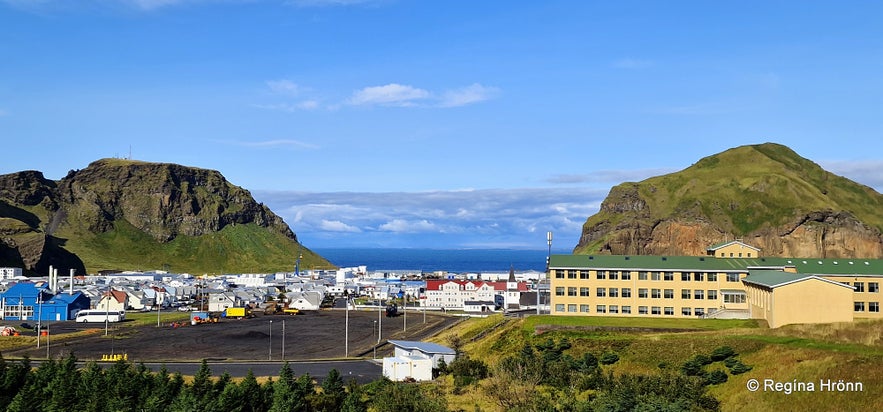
[{"x1": 2, "y1": 309, "x2": 462, "y2": 362}]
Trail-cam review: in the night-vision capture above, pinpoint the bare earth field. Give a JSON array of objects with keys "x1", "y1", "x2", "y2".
[{"x1": 2, "y1": 309, "x2": 461, "y2": 363}]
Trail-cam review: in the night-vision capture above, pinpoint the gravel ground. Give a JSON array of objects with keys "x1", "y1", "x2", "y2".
[{"x1": 3, "y1": 309, "x2": 461, "y2": 362}]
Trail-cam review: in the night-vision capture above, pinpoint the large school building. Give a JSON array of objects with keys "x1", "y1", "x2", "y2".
[{"x1": 549, "y1": 241, "x2": 883, "y2": 328}]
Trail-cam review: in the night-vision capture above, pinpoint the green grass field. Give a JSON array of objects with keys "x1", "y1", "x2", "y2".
[{"x1": 429, "y1": 314, "x2": 883, "y2": 411}]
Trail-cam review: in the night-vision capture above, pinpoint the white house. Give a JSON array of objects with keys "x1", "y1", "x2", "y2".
[
  {"x1": 208, "y1": 292, "x2": 240, "y2": 312},
  {"x1": 288, "y1": 291, "x2": 323, "y2": 311},
  {"x1": 382, "y1": 340, "x2": 456, "y2": 382},
  {"x1": 96, "y1": 290, "x2": 128, "y2": 312}
]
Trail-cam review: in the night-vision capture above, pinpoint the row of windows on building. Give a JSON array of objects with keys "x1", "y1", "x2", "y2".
[
  {"x1": 553, "y1": 304, "x2": 716, "y2": 316},
  {"x1": 844, "y1": 282, "x2": 881, "y2": 293},
  {"x1": 854, "y1": 301, "x2": 881, "y2": 312},
  {"x1": 553, "y1": 287, "x2": 747, "y2": 303},
  {"x1": 554, "y1": 270, "x2": 743, "y2": 282},
  {"x1": 553, "y1": 301, "x2": 880, "y2": 314}
]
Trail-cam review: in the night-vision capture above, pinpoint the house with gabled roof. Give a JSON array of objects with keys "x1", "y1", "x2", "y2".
[
  {"x1": 97, "y1": 290, "x2": 129, "y2": 312},
  {"x1": 383, "y1": 340, "x2": 456, "y2": 382},
  {"x1": 706, "y1": 240, "x2": 761, "y2": 258}
]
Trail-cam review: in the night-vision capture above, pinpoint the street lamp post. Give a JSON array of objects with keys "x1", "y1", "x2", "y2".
[
  {"x1": 542, "y1": 231, "x2": 552, "y2": 315},
  {"x1": 156, "y1": 295, "x2": 161, "y2": 327},
  {"x1": 345, "y1": 296, "x2": 349, "y2": 358},
  {"x1": 268, "y1": 320, "x2": 273, "y2": 361}
]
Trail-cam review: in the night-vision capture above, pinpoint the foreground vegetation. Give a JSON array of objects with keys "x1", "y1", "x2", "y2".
[
  {"x1": 3, "y1": 314, "x2": 881, "y2": 411},
  {"x1": 428, "y1": 315, "x2": 883, "y2": 411}
]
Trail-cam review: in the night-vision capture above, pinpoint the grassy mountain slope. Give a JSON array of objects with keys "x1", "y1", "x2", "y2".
[
  {"x1": 575, "y1": 143, "x2": 883, "y2": 257},
  {"x1": 0, "y1": 159, "x2": 333, "y2": 274}
]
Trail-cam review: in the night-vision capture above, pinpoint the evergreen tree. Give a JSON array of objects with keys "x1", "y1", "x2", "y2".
[
  {"x1": 45, "y1": 353, "x2": 82, "y2": 412},
  {"x1": 7, "y1": 358, "x2": 57, "y2": 412},
  {"x1": 311, "y1": 368, "x2": 346, "y2": 412},
  {"x1": 0, "y1": 356, "x2": 30, "y2": 410},
  {"x1": 240, "y1": 370, "x2": 268, "y2": 412},
  {"x1": 340, "y1": 380, "x2": 367, "y2": 412},
  {"x1": 76, "y1": 361, "x2": 106, "y2": 412},
  {"x1": 269, "y1": 362, "x2": 298, "y2": 412}
]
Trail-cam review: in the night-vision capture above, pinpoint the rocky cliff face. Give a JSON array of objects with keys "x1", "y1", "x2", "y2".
[
  {"x1": 0, "y1": 159, "x2": 327, "y2": 274},
  {"x1": 55, "y1": 160, "x2": 296, "y2": 242},
  {"x1": 575, "y1": 143, "x2": 883, "y2": 258}
]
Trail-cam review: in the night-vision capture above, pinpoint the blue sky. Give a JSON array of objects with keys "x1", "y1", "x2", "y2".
[{"x1": 1, "y1": 1, "x2": 881, "y2": 250}]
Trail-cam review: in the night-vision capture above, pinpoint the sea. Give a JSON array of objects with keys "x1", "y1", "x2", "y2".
[{"x1": 312, "y1": 248, "x2": 569, "y2": 273}]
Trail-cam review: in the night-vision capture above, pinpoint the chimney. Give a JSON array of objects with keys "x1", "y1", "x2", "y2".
[
  {"x1": 49, "y1": 265, "x2": 55, "y2": 292},
  {"x1": 70, "y1": 269, "x2": 75, "y2": 295}
]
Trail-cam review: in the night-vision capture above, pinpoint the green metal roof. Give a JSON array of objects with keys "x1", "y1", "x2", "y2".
[
  {"x1": 550, "y1": 254, "x2": 883, "y2": 275},
  {"x1": 549, "y1": 254, "x2": 778, "y2": 272},
  {"x1": 742, "y1": 270, "x2": 854, "y2": 289}
]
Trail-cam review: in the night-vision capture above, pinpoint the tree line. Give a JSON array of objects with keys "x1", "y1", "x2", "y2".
[
  {"x1": 1, "y1": 338, "x2": 749, "y2": 412},
  {"x1": 0, "y1": 353, "x2": 447, "y2": 412}
]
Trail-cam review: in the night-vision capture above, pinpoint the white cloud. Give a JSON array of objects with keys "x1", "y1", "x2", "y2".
[
  {"x1": 266, "y1": 79, "x2": 301, "y2": 96},
  {"x1": 438, "y1": 83, "x2": 499, "y2": 108},
  {"x1": 319, "y1": 219, "x2": 361, "y2": 232},
  {"x1": 378, "y1": 219, "x2": 438, "y2": 233},
  {"x1": 821, "y1": 160, "x2": 883, "y2": 192},
  {"x1": 347, "y1": 82, "x2": 500, "y2": 108},
  {"x1": 252, "y1": 101, "x2": 321, "y2": 112},
  {"x1": 254, "y1": 187, "x2": 606, "y2": 248},
  {"x1": 348, "y1": 83, "x2": 430, "y2": 107}
]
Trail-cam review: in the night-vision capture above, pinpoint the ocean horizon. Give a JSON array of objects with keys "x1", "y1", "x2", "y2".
[{"x1": 312, "y1": 248, "x2": 570, "y2": 273}]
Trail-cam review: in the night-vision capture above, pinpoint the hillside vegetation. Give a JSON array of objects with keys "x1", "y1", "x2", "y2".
[
  {"x1": 427, "y1": 314, "x2": 883, "y2": 411},
  {"x1": 575, "y1": 143, "x2": 883, "y2": 258},
  {"x1": 0, "y1": 159, "x2": 332, "y2": 274}
]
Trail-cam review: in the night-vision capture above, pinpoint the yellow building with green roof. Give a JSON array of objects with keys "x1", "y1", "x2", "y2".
[{"x1": 549, "y1": 244, "x2": 883, "y2": 327}]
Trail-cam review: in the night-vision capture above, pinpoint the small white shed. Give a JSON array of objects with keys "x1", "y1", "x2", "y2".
[{"x1": 382, "y1": 355, "x2": 433, "y2": 382}]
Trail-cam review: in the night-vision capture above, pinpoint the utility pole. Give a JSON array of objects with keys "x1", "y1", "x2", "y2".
[{"x1": 542, "y1": 231, "x2": 552, "y2": 315}]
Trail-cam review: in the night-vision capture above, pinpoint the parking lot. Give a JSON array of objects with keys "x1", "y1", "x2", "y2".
[{"x1": 2, "y1": 308, "x2": 461, "y2": 363}]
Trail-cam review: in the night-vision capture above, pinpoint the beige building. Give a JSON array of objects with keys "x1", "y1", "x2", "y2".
[
  {"x1": 742, "y1": 270, "x2": 854, "y2": 328},
  {"x1": 706, "y1": 240, "x2": 761, "y2": 259},
  {"x1": 549, "y1": 247, "x2": 883, "y2": 328}
]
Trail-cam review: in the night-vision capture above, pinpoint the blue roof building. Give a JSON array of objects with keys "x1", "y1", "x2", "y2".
[{"x1": 0, "y1": 282, "x2": 91, "y2": 321}]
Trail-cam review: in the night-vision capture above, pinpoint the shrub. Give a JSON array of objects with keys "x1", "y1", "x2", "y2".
[
  {"x1": 693, "y1": 354, "x2": 713, "y2": 366},
  {"x1": 599, "y1": 352, "x2": 620, "y2": 365},
  {"x1": 704, "y1": 370, "x2": 729, "y2": 385},
  {"x1": 710, "y1": 346, "x2": 736, "y2": 362},
  {"x1": 680, "y1": 358, "x2": 704, "y2": 377},
  {"x1": 723, "y1": 357, "x2": 738, "y2": 368},
  {"x1": 728, "y1": 360, "x2": 753, "y2": 375}
]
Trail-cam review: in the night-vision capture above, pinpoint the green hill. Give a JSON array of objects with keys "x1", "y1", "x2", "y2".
[
  {"x1": 575, "y1": 143, "x2": 883, "y2": 257},
  {"x1": 0, "y1": 159, "x2": 332, "y2": 274}
]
